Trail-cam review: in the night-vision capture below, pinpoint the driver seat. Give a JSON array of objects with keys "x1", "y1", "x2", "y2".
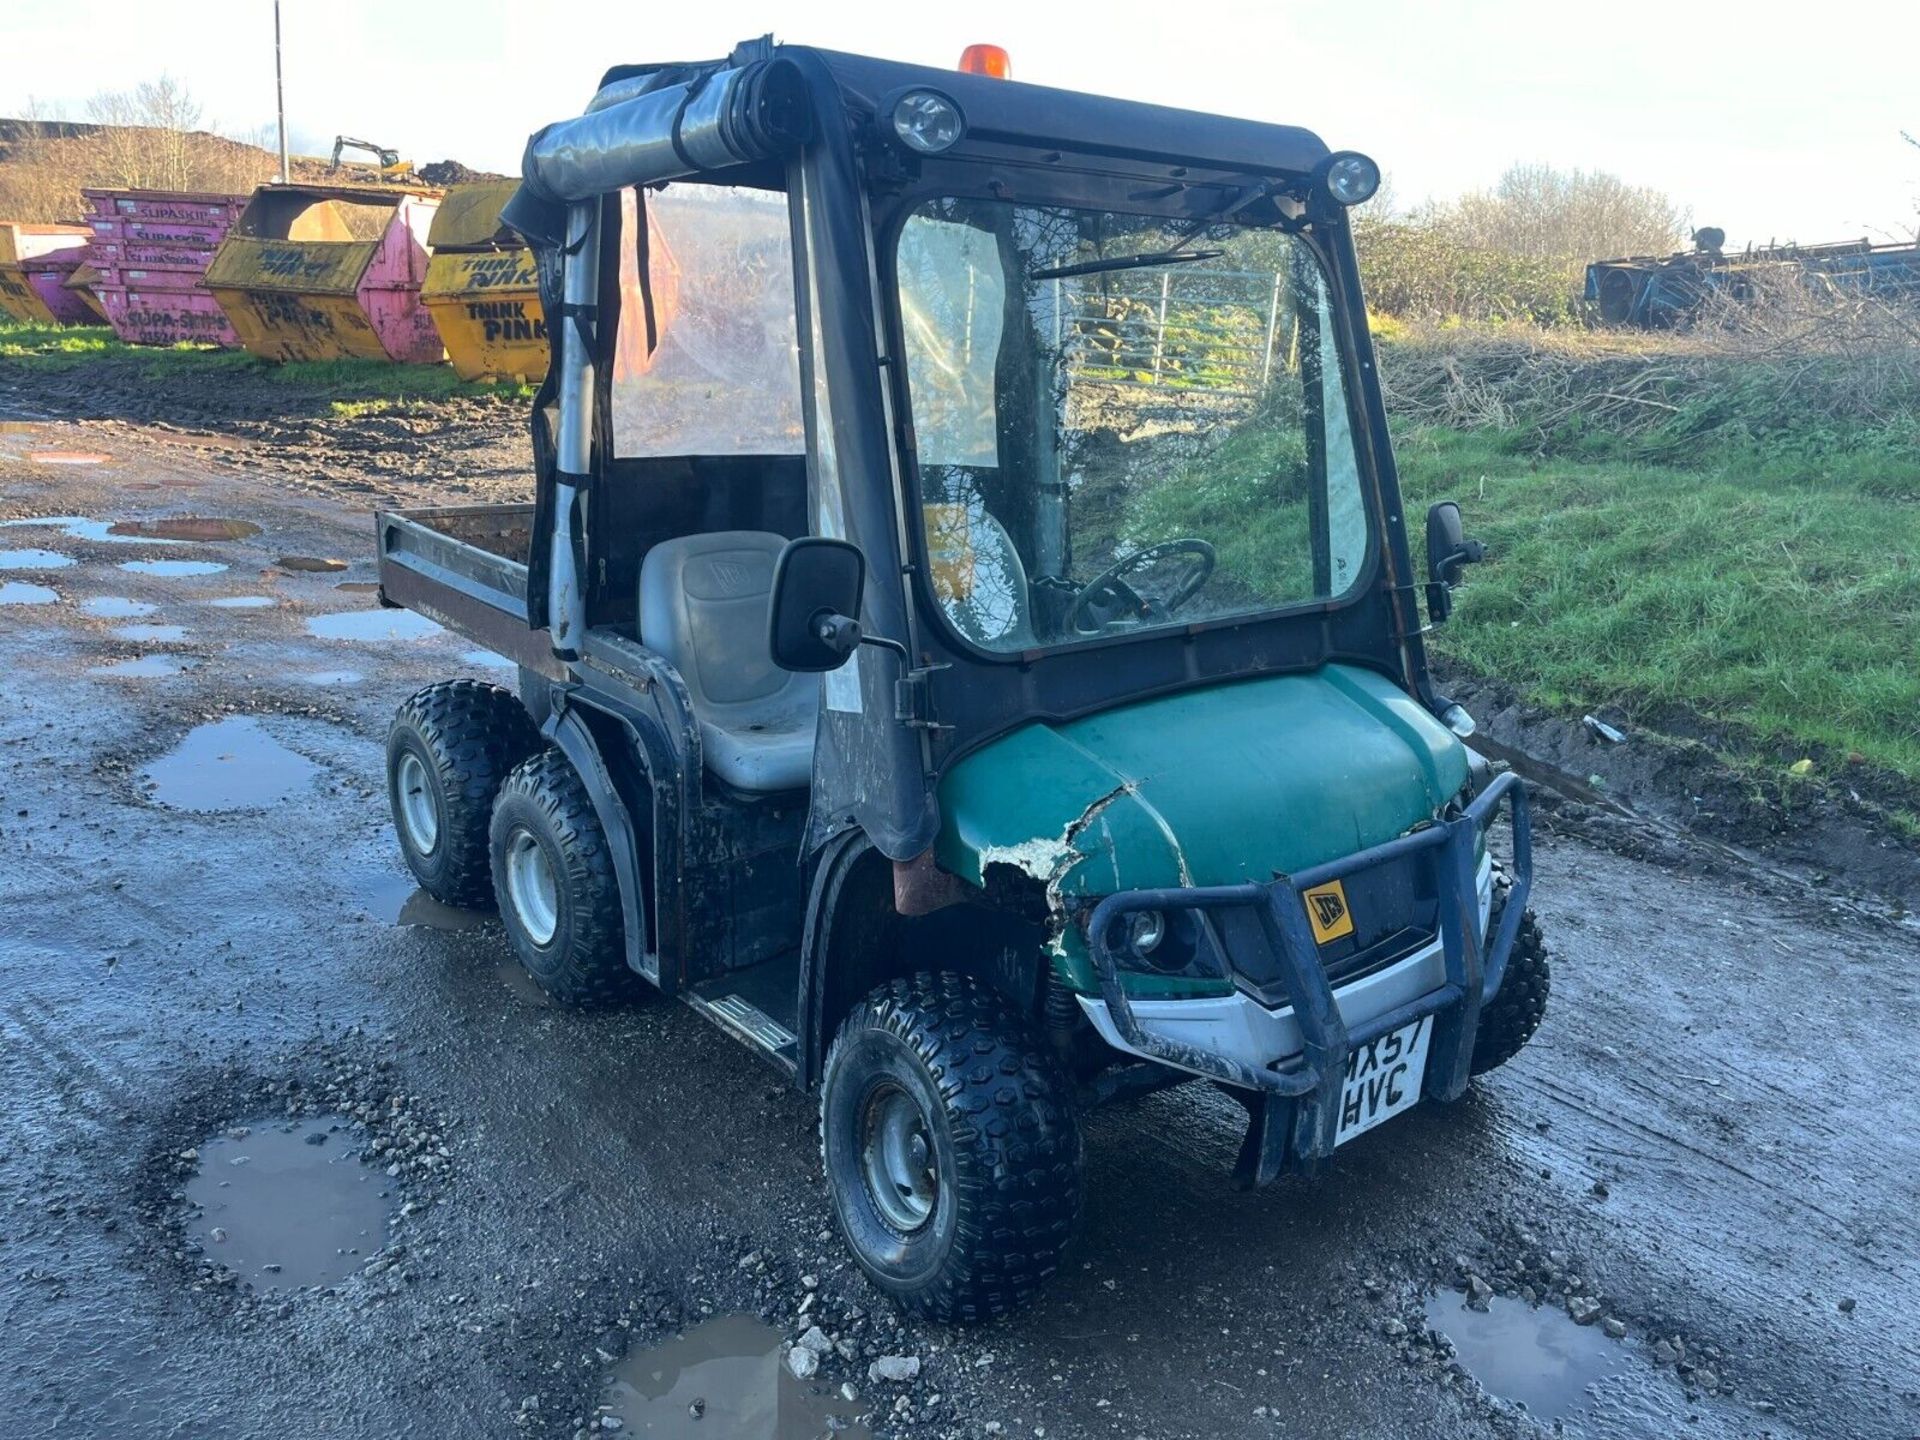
[{"x1": 639, "y1": 531, "x2": 817, "y2": 793}]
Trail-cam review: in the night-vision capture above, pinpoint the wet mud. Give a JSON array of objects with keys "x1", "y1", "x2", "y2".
[{"x1": 108, "y1": 517, "x2": 262, "y2": 542}]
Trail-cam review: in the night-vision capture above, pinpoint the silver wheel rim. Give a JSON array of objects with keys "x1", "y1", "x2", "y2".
[
  {"x1": 859, "y1": 1082, "x2": 938, "y2": 1233},
  {"x1": 396, "y1": 752, "x2": 439, "y2": 855},
  {"x1": 504, "y1": 828, "x2": 559, "y2": 947}
]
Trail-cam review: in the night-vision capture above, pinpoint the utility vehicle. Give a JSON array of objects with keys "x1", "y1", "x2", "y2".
[{"x1": 376, "y1": 38, "x2": 1547, "y2": 1323}]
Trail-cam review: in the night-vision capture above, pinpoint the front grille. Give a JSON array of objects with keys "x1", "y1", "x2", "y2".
[{"x1": 1224, "y1": 853, "x2": 1439, "y2": 1006}]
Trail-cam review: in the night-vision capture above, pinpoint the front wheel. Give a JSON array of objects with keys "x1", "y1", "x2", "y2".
[
  {"x1": 821, "y1": 973, "x2": 1082, "y2": 1324},
  {"x1": 1471, "y1": 883, "x2": 1550, "y2": 1076}
]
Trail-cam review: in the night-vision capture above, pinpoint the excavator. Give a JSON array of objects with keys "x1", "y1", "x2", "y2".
[{"x1": 328, "y1": 136, "x2": 413, "y2": 180}]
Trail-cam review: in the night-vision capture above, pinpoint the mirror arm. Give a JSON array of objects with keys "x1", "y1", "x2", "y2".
[{"x1": 859, "y1": 632, "x2": 911, "y2": 661}]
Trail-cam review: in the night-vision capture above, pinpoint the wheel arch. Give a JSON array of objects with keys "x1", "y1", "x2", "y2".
[{"x1": 542, "y1": 702, "x2": 653, "y2": 985}]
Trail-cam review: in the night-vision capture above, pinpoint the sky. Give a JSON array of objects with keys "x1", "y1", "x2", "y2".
[{"x1": 4, "y1": 0, "x2": 1917, "y2": 249}]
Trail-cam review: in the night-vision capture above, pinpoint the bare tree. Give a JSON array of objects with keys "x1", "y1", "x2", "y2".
[
  {"x1": 85, "y1": 75, "x2": 207, "y2": 190},
  {"x1": 1427, "y1": 164, "x2": 1688, "y2": 263}
]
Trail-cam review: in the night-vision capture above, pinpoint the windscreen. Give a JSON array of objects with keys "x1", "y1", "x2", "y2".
[{"x1": 896, "y1": 198, "x2": 1371, "y2": 653}]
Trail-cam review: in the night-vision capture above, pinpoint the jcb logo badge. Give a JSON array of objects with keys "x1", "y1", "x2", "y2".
[{"x1": 1302, "y1": 880, "x2": 1355, "y2": 945}]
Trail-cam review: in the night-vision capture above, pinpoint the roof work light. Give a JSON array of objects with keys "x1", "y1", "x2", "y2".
[
  {"x1": 958, "y1": 44, "x2": 1012, "y2": 78},
  {"x1": 1318, "y1": 151, "x2": 1382, "y2": 207}
]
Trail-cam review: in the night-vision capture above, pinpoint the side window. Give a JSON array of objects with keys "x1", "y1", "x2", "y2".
[{"x1": 611, "y1": 185, "x2": 804, "y2": 457}]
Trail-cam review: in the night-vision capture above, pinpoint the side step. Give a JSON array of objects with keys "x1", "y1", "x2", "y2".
[{"x1": 686, "y1": 965, "x2": 800, "y2": 1076}]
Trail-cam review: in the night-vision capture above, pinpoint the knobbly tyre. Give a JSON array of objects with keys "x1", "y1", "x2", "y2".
[{"x1": 374, "y1": 38, "x2": 1549, "y2": 1323}]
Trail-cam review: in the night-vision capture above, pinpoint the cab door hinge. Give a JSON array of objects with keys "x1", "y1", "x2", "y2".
[{"x1": 894, "y1": 663, "x2": 953, "y2": 731}]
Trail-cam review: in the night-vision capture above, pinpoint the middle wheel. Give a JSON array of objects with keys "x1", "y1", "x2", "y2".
[{"x1": 488, "y1": 749, "x2": 638, "y2": 1007}]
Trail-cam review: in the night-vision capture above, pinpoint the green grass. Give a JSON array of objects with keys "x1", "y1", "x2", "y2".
[
  {"x1": 0, "y1": 320, "x2": 531, "y2": 402},
  {"x1": 1395, "y1": 425, "x2": 1920, "y2": 779}
]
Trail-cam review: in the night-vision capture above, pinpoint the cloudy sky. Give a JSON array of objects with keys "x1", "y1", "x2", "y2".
[{"x1": 5, "y1": 0, "x2": 1916, "y2": 248}]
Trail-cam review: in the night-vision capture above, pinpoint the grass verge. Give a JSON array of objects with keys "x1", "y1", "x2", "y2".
[
  {"x1": 1395, "y1": 424, "x2": 1920, "y2": 781},
  {"x1": 0, "y1": 321, "x2": 531, "y2": 403}
]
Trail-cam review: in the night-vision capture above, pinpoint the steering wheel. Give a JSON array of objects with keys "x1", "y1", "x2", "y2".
[{"x1": 1068, "y1": 539, "x2": 1217, "y2": 634}]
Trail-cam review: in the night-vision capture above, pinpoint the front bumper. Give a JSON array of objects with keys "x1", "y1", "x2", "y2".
[{"x1": 1081, "y1": 771, "x2": 1531, "y2": 1186}]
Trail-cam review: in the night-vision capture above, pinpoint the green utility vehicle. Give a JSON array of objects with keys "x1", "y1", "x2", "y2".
[{"x1": 375, "y1": 38, "x2": 1548, "y2": 1322}]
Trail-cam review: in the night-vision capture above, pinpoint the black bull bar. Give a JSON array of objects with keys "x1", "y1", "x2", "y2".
[{"x1": 1084, "y1": 772, "x2": 1531, "y2": 1187}]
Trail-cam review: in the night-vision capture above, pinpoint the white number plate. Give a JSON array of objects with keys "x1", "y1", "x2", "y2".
[{"x1": 1335, "y1": 1015, "x2": 1433, "y2": 1146}]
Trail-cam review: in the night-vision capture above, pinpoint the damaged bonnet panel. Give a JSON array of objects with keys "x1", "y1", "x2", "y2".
[{"x1": 933, "y1": 664, "x2": 1471, "y2": 925}]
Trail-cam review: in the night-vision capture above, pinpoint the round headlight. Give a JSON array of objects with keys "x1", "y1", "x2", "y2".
[
  {"x1": 1124, "y1": 909, "x2": 1166, "y2": 958},
  {"x1": 891, "y1": 90, "x2": 965, "y2": 155},
  {"x1": 1322, "y1": 151, "x2": 1381, "y2": 207}
]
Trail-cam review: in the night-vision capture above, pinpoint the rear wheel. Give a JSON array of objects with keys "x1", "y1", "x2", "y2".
[
  {"x1": 386, "y1": 680, "x2": 542, "y2": 907},
  {"x1": 821, "y1": 972, "x2": 1082, "y2": 1323},
  {"x1": 1471, "y1": 882, "x2": 1550, "y2": 1076},
  {"x1": 489, "y1": 750, "x2": 637, "y2": 1007}
]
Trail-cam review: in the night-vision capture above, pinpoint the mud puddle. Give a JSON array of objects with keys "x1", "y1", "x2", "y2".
[
  {"x1": 0, "y1": 547, "x2": 74, "y2": 569},
  {"x1": 354, "y1": 873, "x2": 549, "y2": 1005},
  {"x1": 141, "y1": 717, "x2": 323, "y2": 812},
  {"x1": 184, "y1": 1117, "x2": 393, "y2": 1291},
  {"x1": 108, "y1": 517, "x2": 260, "y2": 542},
  {"x1": 92, "y1": 656, "x2": 190, "y2": 678},
  {"x1": 2, "y1": 515, "x2": 174, "y2": 545},
  {"x1": 308, "y1": 609, "x2": 444, "y2": 642},
  {"x1": 112, "y1": 623, "x2": 188, "y2": 642},
  {"x1": 357, "y1": 872, "x2": 489, "y2": 934},
  {"x1": 334, "y1": 581, "x2": 381, "y2": 594},
  {"x1": 277, "y1": 555, "x2": 348, "y2": 573},
  {"x1": 0, "y1": 580, "x2": 58, "y2": 605},
  {"x1": 81, "y1": 596, "x2": 157, "y2": 618},
  {"x1": 120, "y1": 559, "x2": 227, "y2": 578},
  {"x1": 601, "y1": 1313, "x2": 870, "y2": 1439},
  {"x1": 462, "y1": 649, "x2": 515, "y2": 670},
  {"x1": 1425, "y1": 1293, "x2": 1626, "y2": 1423}
]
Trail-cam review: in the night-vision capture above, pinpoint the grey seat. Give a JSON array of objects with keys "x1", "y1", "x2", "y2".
[{"x1": 639, "y1": 530, "x2": 818, "y2": 793}]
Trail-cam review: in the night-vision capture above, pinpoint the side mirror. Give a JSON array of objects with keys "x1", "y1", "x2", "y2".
[
  {"x1": 769, "y1": 537, "x2": 867, "y2": 672},
  {"x1": 1424, "y1": 501, "x2": 1486, "y2": 624}
]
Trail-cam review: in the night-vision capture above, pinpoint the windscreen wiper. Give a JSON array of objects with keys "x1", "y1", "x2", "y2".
[{"x1": 1031, "y1": 247, "x2": 1225, "y2": 281}]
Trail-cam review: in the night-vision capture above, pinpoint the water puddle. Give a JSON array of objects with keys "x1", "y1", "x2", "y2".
[
  {"x1": 120, "y1": 559, "x2": 227, "y2": 578},
  {"x1": 205, "y1": 595, "x2": 277, "y2": 609},
  {"x1": 0, "y1": 547, "x2": 73, "y2": 569},
  {"x1": 299, "y1": 670, "x2": 364, "y2": 686},
  {"x1": 0, "y1": 580, "x2": 58, "y2": 605},
  {"x1": 1425, "y1": 1293, "x2": 1626, "y2": 1423},
  {"x1": 112, "y1": 623, "x2": 188, "y2": 643},
  {"x1": 308, "y1": 609, "x2": 444, "y2": 642},
  {"x1": 28, "y1": 450, "x2": 110, "y2": 465},
  {"x1": 91, "y1": 656, "x2": 189, "y2": 678},
  {"x1": 601, "y1": 1313, "x2": 870, "y2": 1439},
  {"x1": 108, "y1": 517, "x2": 261, "y2": 542},
  {"x1": 141, "y1": 716, "x2": 322, "y2": 813},
  {"x1": 82, "y1": 596, "x2": 158, "y2": 618},
  {"x1": 2, "y1": 515, "x2": 176, "y2": 545},
  {"x1": 184, "y1": 1117, "x2": 393, "y2": 1290},
  {"x1": 278, "y1": 555, "x2": 348, "y2": 573},
  {"x1": 462, "y1": 649, "x2": 515, "y2": 670},
  {"x1": 357, "y1": 872, "x2": 490, "y2": 933}
]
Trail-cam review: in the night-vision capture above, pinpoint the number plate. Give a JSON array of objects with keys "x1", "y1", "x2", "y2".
[{"x1": 1335, "y1": 1015, "x2": 1432, "y2": 1147}]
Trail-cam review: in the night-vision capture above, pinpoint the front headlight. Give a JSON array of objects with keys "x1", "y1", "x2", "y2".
[{"x1": 1090, "y1": 905, "x2": 1229, "y2": 983}]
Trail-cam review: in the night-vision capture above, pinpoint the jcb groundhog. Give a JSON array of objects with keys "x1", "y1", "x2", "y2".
[{"x1": 375, "y1": 37, "x2": 1547, "y2": 1322}]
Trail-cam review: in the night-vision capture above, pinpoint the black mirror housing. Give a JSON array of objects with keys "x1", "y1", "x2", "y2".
[
  {"x1": 1424, "y1": 501, "x2": 1485, "y2": 624},
  {"x1": 769, "y1": 537, "x2": 867, "y2": 671}
]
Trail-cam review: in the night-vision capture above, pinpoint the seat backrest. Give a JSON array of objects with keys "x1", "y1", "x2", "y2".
[{"x1": 638, "y1": 530, "x2": 797, "y2": 716}]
